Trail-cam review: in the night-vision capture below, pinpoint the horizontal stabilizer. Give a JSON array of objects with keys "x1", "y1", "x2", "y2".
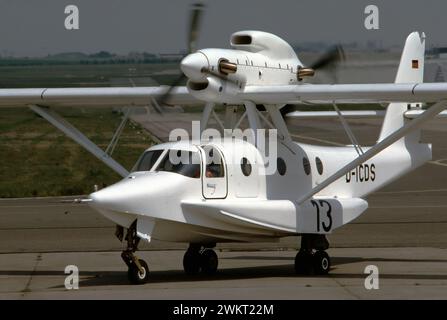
[
  {"x1": 405, "y1": 109, "x2": 447, "y2": 119},
  {"x1": 287, "y1": 110, "x2": 385, "y2": 118},
  {"x1": 286, "y1": 109, "x2": 447, "y2": 119}
]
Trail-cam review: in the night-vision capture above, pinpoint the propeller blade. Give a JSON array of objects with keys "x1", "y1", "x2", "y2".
[
  {"x1": 188, "y1": 2, "x2": 205, "y2": 54},
  {"x1": 155, "y1": 74, "x2": 187, "y2": 111},
  {"x1": 310, "y1": 45, "x2": 345, "y2": 70},
  {"x1": 157, "y1": 2, "x2": 205, "y2": 107}
]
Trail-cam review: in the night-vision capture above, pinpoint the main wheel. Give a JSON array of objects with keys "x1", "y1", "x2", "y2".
[
  {"x1": 313, "y1": 250, "x2": 331, "y2": 275},
  {"x1": 183, "y1": 249, "x2": 202, "y2": 275},
  {"x1": 128, "y1": 259, "x2": 149, "y2": 284},
  {"x1": 200, "y1": 249, "x2": 218, "y2": 275},
  {"x1": 294, "y1": 250, "x2": 314, "y2": 275}
]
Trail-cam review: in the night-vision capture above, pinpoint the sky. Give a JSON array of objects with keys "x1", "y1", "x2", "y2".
[{"x1": 0, "y1": 0, "x2": 446, "y2": 56}]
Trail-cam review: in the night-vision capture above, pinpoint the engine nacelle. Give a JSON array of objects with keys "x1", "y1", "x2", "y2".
[{"x1": 186, "y1": 76, "x2": 242, "y2": 104}]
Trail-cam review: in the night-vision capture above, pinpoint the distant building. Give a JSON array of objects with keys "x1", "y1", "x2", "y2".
[{"x1": 158, "y1": 53, "x2": 184, "y2": 62}]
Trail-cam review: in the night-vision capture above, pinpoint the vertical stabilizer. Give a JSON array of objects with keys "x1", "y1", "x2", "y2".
[{"x1": 378, "y1": 32, "x2": 425, "y2": 141}]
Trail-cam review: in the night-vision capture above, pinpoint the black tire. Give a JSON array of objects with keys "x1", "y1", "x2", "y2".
[
  {"x1": 294, "y1": 250, "x2": 314, "y2": 275},
  {"x1": 313, "y1": 250, "x2": 331, "y2": 275},
  {"x1": 183, "y1": 249, "x2": 201, "y2": 275},
  {"x1": 200, "y1": 249, "x2": 218, "y2": 275},
  {"x1": 128, "y1": 259, "x2": 149, "y2": 285}
]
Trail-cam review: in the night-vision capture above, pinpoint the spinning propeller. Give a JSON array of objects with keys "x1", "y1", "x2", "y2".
[
  {"x1": 283, "y1": 45, "x2": 346, "y2": 117},
  {"x1": 157, "y1": 2, "x2": 239, "y2": 108},
  {"x1": 156, "y1": 2, "x2": 206, "y2": 109},
  {"x1": 297, "y1": 45, "x2": 346, "y2": 80}
]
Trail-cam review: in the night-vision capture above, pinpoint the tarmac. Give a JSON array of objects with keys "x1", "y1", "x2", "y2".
[{"x1": 1, "y1": 115, "x2": 447, "y2": 299}]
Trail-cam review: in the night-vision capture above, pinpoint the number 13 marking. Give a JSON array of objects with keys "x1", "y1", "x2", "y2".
[{"x1": 311, "y1": 200, "x2": 332, "y2": 232}]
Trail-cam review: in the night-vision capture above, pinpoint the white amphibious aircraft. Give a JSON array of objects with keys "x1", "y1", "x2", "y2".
[{"x1": 3, "y1": 6, "x2": 447, "y2": 284}]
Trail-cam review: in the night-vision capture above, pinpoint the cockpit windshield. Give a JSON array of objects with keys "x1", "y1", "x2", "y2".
[
  {"x1": 132, "y1": 150, "x2": 164, "y2": 172},
  {"x1": 156, "y1": 150, "x2": 201, "y2": 178}
]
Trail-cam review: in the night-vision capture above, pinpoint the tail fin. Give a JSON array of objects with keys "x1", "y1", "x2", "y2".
[{"x1": 378, "y1": 31, "x2": 425, "y2": 142}]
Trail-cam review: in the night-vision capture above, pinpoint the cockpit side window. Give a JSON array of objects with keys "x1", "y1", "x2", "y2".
[
  {"x1": 132, "y1": 150, "x2": 163, "y2": 172},
  {"x1": 157, "y1": 150, "x2": 201, "y2": 179},
  {"x1": 203, "y1": 146, "x2": 224, "y2": 178}
]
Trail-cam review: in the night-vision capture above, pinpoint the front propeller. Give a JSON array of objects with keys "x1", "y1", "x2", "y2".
[{"x1": 156, "y1": 2, "x2": 206, "y2": 108}]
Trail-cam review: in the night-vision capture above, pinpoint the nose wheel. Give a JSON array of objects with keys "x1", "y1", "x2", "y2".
[
  {"x1": 124, "y1": 254, "x2": 149, "y2": 284},
  {"x1": 183, "y1": 244, "x2": 218, "y2": 275},
  {"x1": 119, "y1": 222, "x2": 150, "y2": 284}
]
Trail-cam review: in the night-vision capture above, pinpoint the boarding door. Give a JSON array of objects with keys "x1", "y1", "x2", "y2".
[{"x1": 200, "y1": 145, "x2": 227, "y2": 199}]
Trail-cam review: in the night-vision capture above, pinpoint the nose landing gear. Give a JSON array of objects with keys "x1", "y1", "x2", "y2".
[{"x1": 119, "y1": 222, "x2": 150, "y2": 284}]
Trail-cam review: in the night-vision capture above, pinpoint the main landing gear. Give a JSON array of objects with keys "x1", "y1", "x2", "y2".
[
  {"x1": 295, "y1": 234, "x2": 331, "y2": 276},
  {"x1": 117, "y1": 221, "x2": 150, "y2": 285},
  {"x1": 183, "y1": 244, "x2": 219, "y2": 275}
]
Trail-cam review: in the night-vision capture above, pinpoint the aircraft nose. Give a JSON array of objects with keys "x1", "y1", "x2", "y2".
[
  {"x1": 89, "y1": 187, "x2": 119, "y2": 210},
  {"x1": 88, "y1": 181, "x2": 139, "y2": 227},
  {"x1": 88, "y1": 180, "x2": 136, "y2": 212},
  {"x1": 180, "y1": 52, "x2": 209, "y2": 81}
]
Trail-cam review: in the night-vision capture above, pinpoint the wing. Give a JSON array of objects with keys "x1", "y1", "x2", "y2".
[
  {"x1": 0, "y1": 86, "x2": 199, "y2": 108},
  {"x1": 240, "y1": 83, "x2": 447, "y2": 104},
  {"x1": 3, "y1": 82, "x2": 447, "y2": 108}
]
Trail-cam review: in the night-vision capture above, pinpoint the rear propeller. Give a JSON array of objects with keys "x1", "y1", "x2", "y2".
[
  {"x1": 297, "y1": 45, "x2": 345, "y2": 81},
  {"x1": 310, "y1": 45, "x2": 346, "y2": 71},
  {"x1": 284, "y1": 45, "x2": 346, "y2": 118}
]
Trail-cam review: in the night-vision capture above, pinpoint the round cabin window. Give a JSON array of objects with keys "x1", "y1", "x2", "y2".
[
  {"x1": 241, "y1": 157, "x2": 252, "y2": 176},
  {"x1": 277, "y1": 158, "x2": 286, "y2": 176},
  {"x1": 303, "y1": 157, "x2": 311, "y2": 175},
  {"x1": 316, "y1": 157, "x2": 324, "y2": 175}
]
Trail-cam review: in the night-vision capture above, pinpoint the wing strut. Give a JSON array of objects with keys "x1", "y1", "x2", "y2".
[
  {"x1": 297, "y1": 100, "x2": 447, "y2": 203},
  {"x1": 332, "y1": 102, "x2": 364, "y2": 155},
  {"x1": 29, "y1": 105, "x2": 129, "y2": 177},
  {"x1": 105, "y1": 107, "x2": 131, "y2": 157}
]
